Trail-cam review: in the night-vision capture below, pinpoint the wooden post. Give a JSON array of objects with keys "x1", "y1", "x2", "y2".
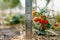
[{"x1": 25, "y1": 0, "x2": 32, "y2": 40}]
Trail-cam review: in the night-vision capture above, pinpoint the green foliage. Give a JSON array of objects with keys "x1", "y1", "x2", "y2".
[
  {"x1": 32, "y1": 0, "x2": 34, "y2": 3},
  {"x1": 10, "y1": 0, "x2": 20, "y2": 8},
  {"x1": 46, "y1": 23, "x2": 52, "y2": 29},
  {"x1": 38, "y1": 30, "x2": 46, "y2": 36},
  {"x1": 46, "y1": 0, "x2": 50, "y2": 6},
  {"x1": 38, "y1": 0, "x2": 50, "y2": 15},
  {"x1": 10, "y1": 15, "x2": 20, "y2": 24},
  {"x1": 10, "y1": 14, "x2": 24, "y2": 25},
  {"x1": 3, "y1": 0, "x2": 10, "y2": 2},
  {"x1": 3, "y1": 0, "x2": 21, "y2": 8},
  {"x1": 38, "y1": 7, "x2": 47, "y2": 15},
  {"x1": 55, "y1": 14, "x2": 60, "y2": 22},
  {"x1": 4, "y1": 13, "x2": 24, "y2": 25},
  {"x1": 20, "y1": 19, "x2": 24, "y2": 24},
  {"x1": 33, "y1": 26, "x2": 40, "y2": 31},
  {"x1": 54, "y1": 26, "x2": 60, "y2": 31}
]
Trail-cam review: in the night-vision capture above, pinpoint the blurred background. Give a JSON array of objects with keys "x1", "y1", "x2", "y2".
[{"x1": 0, "y1": 0, "x2": 60, "y2": 40}]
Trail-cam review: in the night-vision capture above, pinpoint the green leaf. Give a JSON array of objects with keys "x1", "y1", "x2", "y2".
[
  {"x1": 46, "y1": 23, "x2": 52, "y2": 29},
  {"x1": 10, "y1": 15, "x2": 20, "y2": 24},
  {"x1": 46, "y1": 0, "x2": 50, "y2": 6},
  {"x1": 38, "y1": 30, "x2": 46, "y2": 36},
  {"x1": 38, "y1": 7, "x2": 47, "y2": 15}
]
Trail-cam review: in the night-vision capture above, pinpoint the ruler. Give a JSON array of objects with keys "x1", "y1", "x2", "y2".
[{"x1": 25, "y1": 0, "x2": 32, "y2": 40}]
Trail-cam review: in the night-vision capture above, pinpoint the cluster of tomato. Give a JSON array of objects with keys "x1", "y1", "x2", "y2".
[
  {"x1": 33, "y1": 14, "x2": 49, "y2": 29},
  {"x1": 32, "y1": 11, "x2": 58, "y2": 29}
]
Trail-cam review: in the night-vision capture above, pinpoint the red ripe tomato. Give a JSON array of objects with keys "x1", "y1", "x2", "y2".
[
  {"x1": 39, "y1": 18, "x2": 45, "y2": 24},
  {"x1": 33, "y1": 17, "x2": 39, "y2": 22},
  {"x1": 41, "y1": 14, "x2": 46, "y2": 18},
  {"x1": 44, "y1": 19, "x2": 49, "y2": 24},
  {"x1": 54, "y1": 23, "x2": 58, "y2": 27},
  {"x1": 42, "y1": 26, "x2": 46, "y2": 29}
]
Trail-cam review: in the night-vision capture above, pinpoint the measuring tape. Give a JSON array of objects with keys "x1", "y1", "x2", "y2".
[{"x1": 25, "y1": 0, "x2": 32, "y2": 40}]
